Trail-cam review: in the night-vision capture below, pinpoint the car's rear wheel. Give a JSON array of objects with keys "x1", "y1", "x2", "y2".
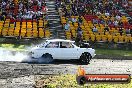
[
  {"x1": 38, "y1": 54, "x2": 54, "y2": 63},
  {"x1": 79, "y1": 53, "x2": 91, "y2": 64}
]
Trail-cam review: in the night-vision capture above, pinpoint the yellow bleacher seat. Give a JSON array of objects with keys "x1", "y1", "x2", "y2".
[
  {"x1": 96, "y1": 34, "x2": 101, "y2": 42},
  {"x1": 101, "y1": 34, "x2": 107, "y2": 42},
  {"x1": 90, "y1": 34, "x2": 95, "y2": 42},
  {"x1": 8, "y1": 28, "x2": 14, "y2": 36},
  {"x1": 33, "y1": 30, "x2": 38, "y2": 37},
  {"x1": 83, "y1": 22, "x2": 88, "y2": 26},
  {"x1": 27, "y1": 33, "x2": 32, "y2": 37},
  {"x1": 74, "y1": 23, "x2": 78, "y2": 27},
  {"x1": 20, "y1": 32, "x2": 26, "y2": 37},
  {"x1": 0, "y1": 21, "x2": 4, "y2": 27},
  {"x1": 71, "y1": 30, "x2": 76, "y2": 38},
  {"x1": 107, "y1": 34, "x2": 113, "y2": 42},
  {"x1": 38, "y1": 28, "x2": 44, "y2": 38},
  {"x1": 98, "y1": 29, "x2": 103, "y2": 33},
  {"x1": 84, "y1": 34, "x2": 90, "y2": 41},
  {"x1": 22, "y1": 25, "x2": 26, "y2": 29},
  {"x1": 87, "y1": 21, "x2": 92, "y2": 23},
  {"x1": 4, "y1": 22, "x2": 9, "y2": 27},
  {"x1": 38, "y1": 23, "x2": 43, "y2": 27},
  {"x1": 20, "y1": 29, "x2": 26, "y2": 37},
  {"x1": 66, "y1": 35, "x2": 71, "y2": 40},
  {"x1": 85, "y1": 27, "x2": 91, "y2": 31},
  {"x1": 39, "y1": 31, "x2": 44, "y2": 38},
  {"x1": 113, "y1": 35, "x2": 119, "y2": 43},
  {"x1": 44, "y1": 21, "x2": 48, "y2": 25},
  {"x1": 14, "y1": 30, "x2": 19, "y2": 36},
  {"x1": 88, "y1": 31, "x2": 93, "y2": 34},
  {"x1": 105, "y1": 31, "x2": 109, "y2": 35},
  {"x1": 0, "y1": 28, "x2": 2, "y2": 35},
  {"x1": 124, "y1": 36, "x2": 129, "y2": 43},
  {"x1": 22, "y1": 22, "x2": 26, "y2": 24},
  {"x1": 129, "y1": 36, "x2": 132, "y2": 43},
  {"x1": 2, "y1": 28, "x2": 8, "y2": 36},
  {"x1": 45, "y1": 30, "x2": 50, "y2": 38},
  {"x1": 109, "y1": 29, "x2": 114, "y2": 34},
  {"x1": 118, "y1": 35, "x2": 125, "y2": 43}
]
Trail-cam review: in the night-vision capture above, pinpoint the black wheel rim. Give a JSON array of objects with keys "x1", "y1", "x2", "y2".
[{"x1": 81, "y1": 53, "x2": 90, "y2": 63}]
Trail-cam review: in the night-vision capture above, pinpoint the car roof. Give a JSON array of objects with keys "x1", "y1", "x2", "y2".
[{"x1": 46, "y1": 39, "x2": 75, "y2": 43}]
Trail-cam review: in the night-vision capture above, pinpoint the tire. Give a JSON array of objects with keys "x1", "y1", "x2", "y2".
[
  {"x1": 76, "y1": 75, "x2": 86, "y2": 85},
  {"x1": 79, "y1": 53, "x2": 91, "y2": 64},
  {"x1": 38, "y1": 54, "x2": 54, "y2": 63}
]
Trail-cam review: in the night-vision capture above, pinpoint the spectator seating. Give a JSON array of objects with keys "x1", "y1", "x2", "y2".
[
  {"x1": 0, "y1": 19, "x2": 50, "y2": 38},
  {"x1": 0, "y1": 0, "x2": 50, "y2": 39},
  {"x1": 58, "y1": 0, "x2": 132, "y2": 43}
]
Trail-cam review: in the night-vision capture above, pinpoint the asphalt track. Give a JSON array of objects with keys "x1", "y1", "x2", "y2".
[{"x1": 0, "y1": 59, "x2": 132, "y2": 88}]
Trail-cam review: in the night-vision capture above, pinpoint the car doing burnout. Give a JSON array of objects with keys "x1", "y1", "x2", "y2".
[{"x1": 30, "y1": 39, "x2": 96, "y2": 64}]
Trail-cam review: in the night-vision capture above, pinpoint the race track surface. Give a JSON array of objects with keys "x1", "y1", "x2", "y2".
[{"x1": 0, "y1": 59, "x2": 132, "y2": 88}]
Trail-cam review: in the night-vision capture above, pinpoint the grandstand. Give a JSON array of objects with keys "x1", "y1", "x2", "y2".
[
  {"x1": 0, "y1": 0, "x2": 51, "y2": 39},
  {"x1": 0, "y1": 0, "x2": 132, "y2": 44},
  {"x1": 58, "y1": 0, "x2": 132, "y2": 44}
]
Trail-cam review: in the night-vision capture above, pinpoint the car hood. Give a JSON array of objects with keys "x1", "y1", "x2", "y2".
[{"x1": 31, "y1": 46, "x2": 40, "y2": 51}]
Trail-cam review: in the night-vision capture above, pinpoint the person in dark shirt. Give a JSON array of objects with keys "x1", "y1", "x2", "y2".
[
  {"x1": 130, "y1": 29, "x2": 132, "y2": 36},
  {"x1": 78, "y1": 16, "x2": 83, "y2": 25},
  {"x1": 128, "y1": 19, "x2": 132, "y2": 25},
  {"x1": 104, "y1": 26, "x2": 109, "y2": 34},
  {"x1": 119, "y1": 27, "x2": 123, "y2": 36},
  {"x1": 118, "y1": 21, "x2": 123, "y2": 27}
]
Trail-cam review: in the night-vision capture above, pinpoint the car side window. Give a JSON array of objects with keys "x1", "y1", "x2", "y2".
[
  {"x1": 60, "y1": 42, "x2": 74, "y2": 48},
  {"x1": 45, "y1": 42, "x2": 59, "y2": 48}
]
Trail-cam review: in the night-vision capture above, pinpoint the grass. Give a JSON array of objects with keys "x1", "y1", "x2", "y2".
[
  {"x1": 0, "y1": 44, "x2": 26, "y2": 51},
  {"x1": 35, "y1": 74, "x2": 132, "y2": 88},
  {"x1": 95, "y1": 48, "x2": 132, "y2": 57}
]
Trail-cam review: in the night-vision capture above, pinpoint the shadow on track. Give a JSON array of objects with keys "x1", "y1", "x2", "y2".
[{"x1": 22, "y1": 59, "x2": 89, "y2": 65}]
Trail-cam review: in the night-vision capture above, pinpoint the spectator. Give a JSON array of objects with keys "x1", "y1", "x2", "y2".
[
  {"x1": 118, "y1": 21, "x2": 123, "y2": 27},
  {"x1": 92, "y1": 18, "x2": 98, "y2": 24},
  {"x1": 78, "y1": 16, "x2": 83, "y2": 25},
  {"x1": 77, "y1": 26, "x2": 83, "y2": 37},
  {"x1": 64, "y1": 22, "x2": 70, "y2": 31},
  {"x1": 126, "y1": 28, "x2": 130, "y2": 34},
  {"x1": 115, "y1": 14, "x2": 121, "y2": 20},
  {"x1": 104, "y1": 26, "x2": 109, "y2": 34},
  {"x1": 104, "y1": 26, "x2": 109, "y2": 32},
  {"x1": 113, "y1": 20, "x2": 118, "y2": 27},
  {"x1": 76, "y1": 26, "x2": 83, "y2": 46},
  {"x1": 92, "y1": 26, "x2": 98, "y2": 33},
  {"x1": 118, "y1": 27, "x2": 123, "y2": 35},
  {"x1": 130, "y1": 29, "x2": 132, "y2": 36},
  {"x1": 128, "y1": 19, "x2": 132, "y2": 25},
  {"x1": 71, "y1": 17, "x2": 77, "y2": 25}
]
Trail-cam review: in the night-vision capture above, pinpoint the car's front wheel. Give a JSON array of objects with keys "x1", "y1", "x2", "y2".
[
  {"x1": 79, "y1": 53, "x2": 91, "y2": 64},
  {"x1": 38, "y1": 54, "x2": 54, "y2": 63}
]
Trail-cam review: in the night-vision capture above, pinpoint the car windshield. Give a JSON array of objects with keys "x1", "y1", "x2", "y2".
[{"x1": 38, "y1": 41, "x2": 48, "y2": 48}]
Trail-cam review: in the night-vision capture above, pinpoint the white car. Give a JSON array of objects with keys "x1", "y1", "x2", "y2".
[{"x1": 30, "y1": 39, "x2": 96, "y2": 64}]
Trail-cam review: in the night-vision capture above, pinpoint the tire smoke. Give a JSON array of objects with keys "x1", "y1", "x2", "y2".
[{"x1": 0, "y1": 48, "x2": 30, "y2": 62}]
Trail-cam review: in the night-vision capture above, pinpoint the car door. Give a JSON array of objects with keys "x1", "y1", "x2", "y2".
[
  {"x1": 44, "y1": 41, "x2": 61, "y2": 59},
  {"x1": 59, "y1": 42, "x2": 79, "y2": 59}
]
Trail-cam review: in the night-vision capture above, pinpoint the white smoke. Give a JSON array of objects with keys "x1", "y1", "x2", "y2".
[{"x1": 0, "y1": 48, "x2": 30, "y2": 62}]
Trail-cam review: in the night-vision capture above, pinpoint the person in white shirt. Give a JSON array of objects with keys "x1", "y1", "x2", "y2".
[
  {"x1": 64, "y1": 22, "x2": 70, "y2": 31},
  {"x1": 105, "y1": 12, "x2": 110, "y2": 17},
  {"x1": 92, "y1": 26, "x2": 98, "y2": 33},
  {"x1": 71, "y1": 17, "x2": 77, "y2": 25},
  {"x1": 113, "y1": 20, "x2": 118, "y2": 27},
  {"x1": 116, "y1": 15, "x2": 121, "y2": 21}
]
